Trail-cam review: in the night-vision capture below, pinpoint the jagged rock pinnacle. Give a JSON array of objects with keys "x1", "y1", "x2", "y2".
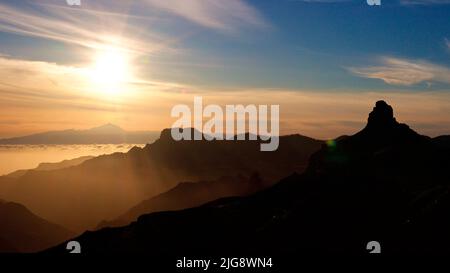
[{"x1": 366, "y1": 100, "x2": 397, "y2": 129}]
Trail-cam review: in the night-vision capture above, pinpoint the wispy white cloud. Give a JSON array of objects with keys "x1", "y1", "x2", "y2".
[
  {"x1": 0, "y1": 55, "x2": 191, "y2": 112},
  {"x1": 349, "y1": 57, "x2": 450, "y2": 86},
  {"x1": 0, "y1": 55, "x2": 114, "y2": 110},
  {"x1": 0, "y1": 0, "x2": 268, "y2": 56},
  {"x1": 142, "y1": 0, "x2": 269, "y2": 32},
  {"x1": 0, "y1": 0, "x2": 269, "y2": 80},
  {"x1": 0, "y1": 1, "x2": 178, "y2": 56}
]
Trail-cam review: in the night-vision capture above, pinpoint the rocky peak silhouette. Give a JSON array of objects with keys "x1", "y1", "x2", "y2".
[
  {"x1": 367, "y1": 100, "x2": 397, "y2": 129},
  {"x1": 307, "y1": 101, "x2": 430, "y2": 175},
  {"x1": 158, "y1": 128, "x2": 202, "y2": 142},
  {"x1": 352, "y1": 101, "x2": 428, "y2": 146}
]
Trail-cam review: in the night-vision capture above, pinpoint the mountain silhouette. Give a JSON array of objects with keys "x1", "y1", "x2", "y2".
[
  {"x1": 432, "y1": 135, "x2": 450, "y2": 149},
  {"x1": 6, "y1": 155, "x2": 94, "y2": 179},
  {"x1": 0, "y1": 129, "x2": 322, "y2": 232},
  {"x1": 96, "y1": 173, "x2": 264, "y2": 229},
  {"x1": 0, "y1": 124, "x2": 159, "y2": 144},
  {"x1": 0, "y1": 200, "x2": 73, "y2": 253},
  {"x1": 88, "y1": 123, "x2": 125, "y2": 134},
  {"x1": 45, "y1": 101, "x2": 450, "y2": 255}
]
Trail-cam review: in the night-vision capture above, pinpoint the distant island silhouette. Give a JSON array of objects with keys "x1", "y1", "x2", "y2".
[{"x1": 0, "y1": 124, "x2": 160, "y2": 144}]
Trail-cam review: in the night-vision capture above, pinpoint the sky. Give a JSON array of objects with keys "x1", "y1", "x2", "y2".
[{"x1": 0, "y1": 0, "x2": 449, "y2": 139}]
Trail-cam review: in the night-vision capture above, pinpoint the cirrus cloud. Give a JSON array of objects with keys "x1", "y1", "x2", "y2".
[
  {"x1": 142, "y1": 0, "x2": 269, "y2": 32},
  {"x1": 349, "y1": 57, "x2": 450, "y2": 86}
]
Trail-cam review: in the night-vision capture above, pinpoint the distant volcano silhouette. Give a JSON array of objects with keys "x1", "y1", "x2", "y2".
[{"x1": 46, "y1": 101, "x2": 450, "y2": 255}]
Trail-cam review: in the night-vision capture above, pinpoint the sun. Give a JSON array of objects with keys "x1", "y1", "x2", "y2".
[{"x1": 89, "y1": 46, "x2": 132, "y2": 94}]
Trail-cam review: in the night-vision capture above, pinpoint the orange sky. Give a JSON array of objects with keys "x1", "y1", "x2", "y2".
[
  {"x1": 1, "y1": 1, "x2": 450, "y2": 140},
  {"x1": 1, "y1": 56, "x2": 450, "y2": 140}
]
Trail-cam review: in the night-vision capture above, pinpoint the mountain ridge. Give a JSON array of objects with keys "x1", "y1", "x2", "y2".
[
  {"x1": 96, "y1": 173, "x2": 264, "y2": 229},
  {"x1": 45, "y1": 101, "x2": 450, "y2": 255},
  {"x1": 0, "y1": 200, "x2": 73, "y2": 253},
  {"x1": 6, "y1": 155, "x2": 95, "y2": 179},
  {"x1": 0, "y1": 129, "x2": 323, "y2": 232}
]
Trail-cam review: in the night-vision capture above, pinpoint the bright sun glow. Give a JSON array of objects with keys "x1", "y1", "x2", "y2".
[{"x1": 89, "y1": 46, "x2": 132, "y2": 94}]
